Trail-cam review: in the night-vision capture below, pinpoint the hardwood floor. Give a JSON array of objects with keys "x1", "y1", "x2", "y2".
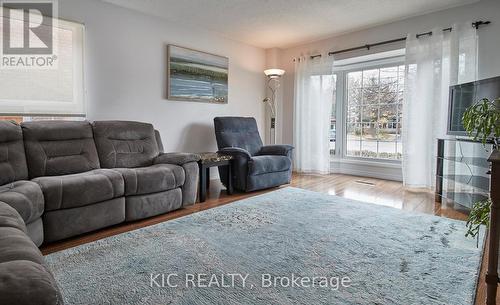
[{"x1": 40, "y1": 173, "x2": 494, "y2": 304}]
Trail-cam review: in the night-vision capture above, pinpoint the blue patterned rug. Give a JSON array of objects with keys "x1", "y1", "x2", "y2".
[{"x1": 45, "y1": 187, "x2": 484, "y2": 305}]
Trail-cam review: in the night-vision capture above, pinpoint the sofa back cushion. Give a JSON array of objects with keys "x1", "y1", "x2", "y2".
[
  {"x1": 214, "y1": 117, "x2": 263, "y2": 156},
  {"x1": 0, "y1": 121, "x2": 29, "y2": 185},
  {"x1": 92, "y1": 121, "x2": 160, "y2": 168},
  {"x1": 21, "y1": 121, "x2": 100, "y2": 178},
  {"x1": 155, "y1": 130, "x2": 164, "y2": 153}
]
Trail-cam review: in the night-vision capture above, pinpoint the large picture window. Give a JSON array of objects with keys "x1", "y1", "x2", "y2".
[
  {"x1": 344, "y1": 65, "x2": 404, "y2": 160},
  {"x1": 0, "y1": 15, "x2": 85, "y2": 118}
]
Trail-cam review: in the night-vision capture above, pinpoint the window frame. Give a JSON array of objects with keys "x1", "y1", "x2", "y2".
[
  {"x1": 0, "y1": 15, "x2": 86, "y2": 118},
  {"x1": 332, "y1": 59, "x2": 405, "y2": 166}
]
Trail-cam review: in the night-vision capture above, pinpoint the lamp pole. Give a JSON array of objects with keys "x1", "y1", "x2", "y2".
[{"x1": 263, "y1": 69, "x2": 285, "y2": 145}]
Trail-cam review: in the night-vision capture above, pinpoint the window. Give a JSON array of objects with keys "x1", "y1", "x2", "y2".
[
  {"x1": 344, "y1": 65, "x2": 404, "y2": 160},
  {"x1": 0, "y1": 116, "x2": 85, "y2": 123},
  {"x1": 328, "y1": 49, "x2": 406, "y2": 164},
  {"x1": 0, "y1": 14, "x2": 85, "y2": 118}
]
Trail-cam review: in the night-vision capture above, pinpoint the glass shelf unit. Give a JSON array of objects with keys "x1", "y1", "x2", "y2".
[{"x1": 435, "y1": 138, "x2": 492, "y2": 209}]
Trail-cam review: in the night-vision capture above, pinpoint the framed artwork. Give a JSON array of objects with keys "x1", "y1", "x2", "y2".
[{"x1": 167, "y1": 45, "x2": 228, "y2": 104}]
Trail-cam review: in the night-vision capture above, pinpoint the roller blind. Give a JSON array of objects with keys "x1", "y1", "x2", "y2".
[{"x1": 0, "y1": 13, "x2": 85, "y2": 116}]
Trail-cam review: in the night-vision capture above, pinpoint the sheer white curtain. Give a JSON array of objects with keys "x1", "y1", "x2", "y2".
[
  {"x1": 403, "y1": 22, "x2": 478, "y2": 188},
  {"x1": 293, "y1": 55, "x2": 334, "y2": 174}
]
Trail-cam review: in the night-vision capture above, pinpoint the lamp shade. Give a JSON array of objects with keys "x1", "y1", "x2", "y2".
[{"x1": 264, "y1": 69, "x2": 285, "y2": 78}]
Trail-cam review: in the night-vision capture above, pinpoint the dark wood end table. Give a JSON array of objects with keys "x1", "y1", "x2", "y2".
[{"x1": 198, "y1": 152, "x2": 233, "y2": 202}]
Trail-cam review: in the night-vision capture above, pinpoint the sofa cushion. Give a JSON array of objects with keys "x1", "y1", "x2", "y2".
[
  {"x1": 0, "y1": 260, "x2": 63, "y2": 305},
  {"x1": 155, "y1": 129, "x2": 164, "y2": 153},
  {"x1": 0, "y1": 121, "x2": 29, "y2": 185},
  {"x1": 0, "y1": 227, "x2": 44, "y2": 265},
  {"x1": 43, "y1": 197, "x2": 125, "y2": 243},
  {"x1": 214, "y1": 117, "x2": 264, "y2": 156},
  {"x1": 249, "y1": 155, "x2": 291, "y2": 176},
  {"x1": 0, "y1": 201, "x2": 26, "y2": 233},
  {"x1": 114, "y1": 164, "x2": 185, "y2": 196},
  {"x1": 125, "y1": 188, "x2": 182, "y2": 221},
  {"x1": 0, "y1": 181, "x2": 44, "y2": 224},
  {"x1": 26, "y1": 218, "x2": 44, "y2": 247},
  {"x1": 93, "y1": 121, "x2": 160, "y2": 168},
  {"x1": 21, "y1": 120, "x2": 100, "y2": 178},
  {"x1": 33, "y1": 169, "x2": 124, "y2": 211}
]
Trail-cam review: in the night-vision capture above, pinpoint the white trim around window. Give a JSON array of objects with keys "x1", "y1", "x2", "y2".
[
  {"x1": 330, "y1": 50, "x2": 405, "y2": 181},
  {"x1": 0, "y1": 16, "x2": 85, "y2": 117}
]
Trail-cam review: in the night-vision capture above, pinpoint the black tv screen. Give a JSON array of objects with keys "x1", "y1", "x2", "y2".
[{"x1": 448, "y1": 76, "x2": 500, "y2": 136}]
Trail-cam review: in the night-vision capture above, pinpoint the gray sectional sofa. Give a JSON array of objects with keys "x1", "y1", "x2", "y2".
[{"x1": 0, "y1": 120, "x2": 200, "y2": 304}]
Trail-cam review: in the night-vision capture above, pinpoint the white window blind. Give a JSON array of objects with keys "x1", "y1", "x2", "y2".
[{"x1": 0, "y1": 15, "x2": 85, "y2": 116}]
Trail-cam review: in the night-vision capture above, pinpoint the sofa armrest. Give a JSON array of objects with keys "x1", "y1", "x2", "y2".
[
  {"x1": 258, "y1": 145, "x2": 294, "y2": 157},
  {"x1": 153, "y1": 153, "x2": 200, "y2": 206},
  {"x1": 153, "y1": 153, "x2": 201, "y2": 166},
  {"x1": 218, "y1": 147, "x2": 251, "y2": 191},
  {"x1": 0, "y1": 261, "x2": 63, "y2": 305},
  {"x1": 154, "y1": 130, "x2": 164, "y2": 153},
  {"x1": 179, "y1": 162, "x2": 198, "y2": 207},
  {"x1": 218, "y1": 147, "x2": 252, "y2": 160}
]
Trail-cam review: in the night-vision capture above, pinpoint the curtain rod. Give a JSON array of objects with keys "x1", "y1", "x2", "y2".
[{"x1": 303, "y1": 20, "x2": 490, "y2": 61}]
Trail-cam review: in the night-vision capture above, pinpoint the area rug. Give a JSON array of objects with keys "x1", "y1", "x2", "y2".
[{"x1": 45, "y1": 187, "x2": 484, "y2": 305}]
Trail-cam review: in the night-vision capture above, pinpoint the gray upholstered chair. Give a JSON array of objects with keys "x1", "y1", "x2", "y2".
[{"x1": 214, "y1": 117, "x2": 294, "y2": 192}]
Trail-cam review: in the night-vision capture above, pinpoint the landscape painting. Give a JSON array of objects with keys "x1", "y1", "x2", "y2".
[{"x1": 167, "y1": 45, "x2": 228, "y2": 103}]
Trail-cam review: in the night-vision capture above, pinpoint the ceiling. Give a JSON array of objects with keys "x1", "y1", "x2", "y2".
[{"x1": 102, "y1": 0, "x2": 478, "y2": 49}]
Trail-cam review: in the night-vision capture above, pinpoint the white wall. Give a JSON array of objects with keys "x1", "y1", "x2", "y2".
[
  {"x1": 278, "y1": 0, "x2": 500, "y2": 146},
  {"x1": 59, "y1": 0, "x2": 267, "y2": 157}
]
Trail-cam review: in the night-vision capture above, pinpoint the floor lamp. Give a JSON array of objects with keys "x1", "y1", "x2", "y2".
[{"x1": 263, "y1": 68, "x2": 285, "y2": 145}]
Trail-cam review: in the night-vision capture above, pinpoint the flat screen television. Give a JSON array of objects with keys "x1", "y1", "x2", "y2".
[{"x1": 448, "y1": 76, "x2": 500, "y2": 136}]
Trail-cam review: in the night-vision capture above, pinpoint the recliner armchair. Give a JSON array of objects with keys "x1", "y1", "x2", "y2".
[{"x1": 214, "y1": 117, "x2": 294, "y2": 192}]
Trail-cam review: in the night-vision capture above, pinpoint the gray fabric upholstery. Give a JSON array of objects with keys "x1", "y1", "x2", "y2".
[
  {"x1": 154, "y1": 152, "x2": 201, "y2": 165},
  {"x1": 114, "y1": 164, "x2": 184, "y2": 196},
  {"x1": 246, "y1": 170, "x2": 292, "y2": 192},
  {"x1": 0, "y1": 121, "x2": 29, "y2": 185},
  {"x1": 180, "y1": 162, "x2": 198, "y2": 206},
  {"x1": 249, "y1": 155, "x2": 291, "y2": 175},
  {"x1": 219, "y1": 147, "x2": 252, "y2": 159},
  {"x1": 0, "y1": 201, "x2": 26, "y2": 232},
  {"x1": 0, "y1": 180, "x2": 44, "y2": 224},
  {"x1": 92, "y1": 121, "x2": 160, "y2": 168},
  {"x1": 218, "y1": 148, "x2": 250, "y2": 191},
  {"x1": 155, "y1": 130, "x2": 164, "y2": 153},
  {"x1": 0, "y1": 226, "x2": 45, "y2": 265},
  {"x1": 26, "y1": 218, "x2": 44, "y2": 247},
  {"x1": 33, "y1": 169, "x2": 124, "y2": 211},
  {"x1": 258, "y1": 145, "x2": 294, "y2": 158},
  {"x1": 22, "y1": 121, "x2": 100, "y2": 178},
  {"x1": 125, "y1": 188, "x2": 182, "y2": 221},
  {"x1": 43, "y1": 197, "x2": 125, "y2": 243},
  {"x1": 0, "y1": 119, "x2": 204, "y2": 305},
  {"x1": 0, "y1": 202, "x2": 62, "y2": 305},
  {"x1": 214, "y1": 117, "x2": 294, "y2": 192},
  {"x1": 0, "y1": 119, "x2": 197, "y2": 247},
  {"x1": 0, "y1": 261, "x2": 63, "y2": 305},
  {"x1": 214, "y1": 117, "x2": 263, "y2": 155}
]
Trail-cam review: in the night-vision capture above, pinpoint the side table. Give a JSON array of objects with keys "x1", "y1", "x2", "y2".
[{"x1": 198, "y1": 152, "x2": 233, "y2": 202}]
